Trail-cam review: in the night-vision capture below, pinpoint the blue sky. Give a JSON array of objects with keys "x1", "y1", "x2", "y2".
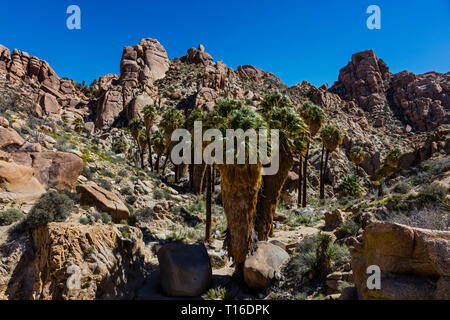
[{"x1": 0, "y1": 0, "x2": 449, "y2": 87}]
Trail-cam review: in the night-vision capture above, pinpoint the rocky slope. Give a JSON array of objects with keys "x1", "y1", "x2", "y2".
[{"x1": 0, "y1": 38, "x2": 448, "y2": 300}]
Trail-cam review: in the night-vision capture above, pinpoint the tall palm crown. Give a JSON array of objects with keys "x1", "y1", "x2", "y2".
[
  {"x1": 160, "y1": 108, "x2": 185, "y2": 143},
  {"x1": 350, "y1": 146, "x2": 366, "y2": 166},
  {"x1": 299, "y1": 102, "x2": 326, "y2": 137},
  {"x1": 143, "y1": 105, "x2": 158, "y2": 129},
  {"x1": 386, "y1": 148, "x2": 402, "y2": 167},
  {"x1": 320, "y1": 125, "x2": 344, "y2": 152},
  {"x1": 138, "y1": 127, "x2": 148, "y2": 148},
  {"x1": 128, "y1": 119, "x2": 143, "y2": 142},
  {"x1": 259, "y1": 92, "x2": 311, "y2": 156},
  {"x1": 151, "y1": 129, "x2": 165, "y2": 155}
]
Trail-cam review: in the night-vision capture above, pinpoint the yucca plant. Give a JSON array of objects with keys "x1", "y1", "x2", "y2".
[
  {"x1": 143, "y1": 105, "x2": 158, "y2": 170},
  {"x1": 299, "y1": 102, "x2": 326, "y2": 207},
  {"x1": 319, "y1": 125, "x2": 344, "y2": 199}
]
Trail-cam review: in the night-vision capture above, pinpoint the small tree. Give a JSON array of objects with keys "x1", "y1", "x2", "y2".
[
  {"x1": 319, "y1": 125, "x2": 344, "y2": 199},
  {"x1": 349, "y1": 146, "x2": 366, "y2": 175}
]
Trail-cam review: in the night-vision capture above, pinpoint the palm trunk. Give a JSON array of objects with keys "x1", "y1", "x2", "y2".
[
  {"x1": 192, "y1": 164, "x2": 207, "y2": 195},
  {"x1": 302, "y1": 143, "x2": 310, "y2": 208},
  {"x1": 146, "y1": 131, "x2": 154, "y2": 171},
  {"x1": 297, "y1": 158, "x2": 303, "y2": 208},
  {"x1": 205, "y1": 165, "x2": 212, "y2": 243},
  {"x1": 162, "y1": 150, "x2": 169, "y2": 173},
  {"x1": 255, "y1": 139, "x2": 294, "y2": 241},
  {"x1": 219, "y1": 164, "x2": 262, "y2": 277},
  {"x1": 320, "y1": 149, "x2": 330, "y2": 199},
  {"x1": 155, "y1": 155, "x2": 161, "y2": 174}
]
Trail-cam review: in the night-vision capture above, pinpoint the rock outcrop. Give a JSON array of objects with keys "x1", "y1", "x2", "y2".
[
  {"x1": 11, "y1": 152, "x2": 83, "y2": 191},
  {"x1": 1, "y1": 223, "x2": 147, "y2": 300},
  {"x1": 76, "y1": 182, "x2": 130, "y2": 223},
  {"x1": 350, "y1": 222, "x2": 450, "y2": 300},
  {"x1": 0, "y1": 160, "x2": 46, "y2": 202},
  {"x1": 330, "y1": 49, "x2": 449, "y2": 131}
]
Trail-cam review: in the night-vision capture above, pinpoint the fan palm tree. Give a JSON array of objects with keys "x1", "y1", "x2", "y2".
[
  {"x1": 128, "y1": 119, "x2": 144, "y2": 169},
  {"x1": 143, "y1": 105, "x2": 158, "y2": 171},
  {"x1": 151, "y1": 129, "x2": 165, "y2": 174},
  {"x1": 213, "y1": 101, "x2": 268, "y2": 279},
  {"x1": 350, "y1": 146, "x2": 366, "y2": 175},
  {"x1": 299, "y1": 102, "x2": 326, "y2": 207},
  {"x1": 159, "y1": 108, "x2": 185, "y2": 174},
  {"x1": 319, "y1": 125, "x2": 344, "y2": 199},
  {"x1": 255, "y1": 92, "x2": 310, "y2": 241},
  {"x1": 138, "y1": 127, "x2": 148, "y2": 168}
]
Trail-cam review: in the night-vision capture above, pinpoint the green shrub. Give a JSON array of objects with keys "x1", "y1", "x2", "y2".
[
  {"x1": 17, "y1": 191, "x2": 74, "y2": 232},
  {"x1": 112, "y1": 138, "x2": 128, "y2": 154},
  {"x1": 0, "y1": 209, "x2": 24, "y2": 226},
  {"x1": 290, "y1": 233, "x2": 350, "y2": 282},
  {"x1": 335, "y1": 220, "x2": 360, "y2": 239},
  {"x1": 337, "y1": 175, "x2": 364, "y2": 198},
  {"x1": 96, "y1": 179, "x2": 112, "y2": 191},
  {"x1": 134, "y1": 207, "x2": 154, "y2": 222},
  {"x1": 153, "y1": 188, "x2": 164, "y2": 200},
  {"x1": 126, "y1": 195, "x2": 137, "y2": 205},
  {"x1": 392, "y1": 181, "x2": 411, "y2": 194}
]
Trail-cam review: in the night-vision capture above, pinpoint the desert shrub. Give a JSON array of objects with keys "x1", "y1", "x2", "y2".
[
  {"x1": 100, "y1": 169, "x2": 115, "y2": 178},
  {"x1": 337, "y1": 175, "x2": 364, "y2": 198},
  {"x1": 118, "y1": 169, "x2": 129, "y2": 177},
  {"x1": 289, "y1": 233, "x2": 348, "y2": 282},
  {"x1": 202, "y1": 287, "x2": 228, "y2": 300},
  {"x1": 96, "y1": 179, "x2": 112, "y2": 191},
  {"x1": 335, "y1": 220, "x2": 360, "y2": 239},
  {"x1": 112, "y1": 137, "x2": 128, "y2": 154},
  {"x1": 17, "y1": 191, "x2": 74, "y2": 232},
  {"x1": 134, "y1": 207, "x2": 154, "y2": 222},
  {"x1": 127, "y1": 214, "x2": 139, "y2": 226},
  {"x1": 82, "y1": 165, "x2": 95, "y2": 180},
  {"x1": 285, "y1": 210, "x2": 322, "y2": 227},
  {"x1": 120, "y1": 186, "x2": 133, "y2": 196},
  {"x1": 55, "y1": 135, "x2": 76, "y2": 152},
  {"x1": 0, "y1": 209, "x2": 24, "y2": 226},
  {"x1": 126, "y1": 195, "x2": 137, "y2": 205},
  {"x1": 388, "y1": 204, "x2": 450, "y2": 231},
  {"x1": 100, "y1": 212, "x2": 112, "y2": 224},
  {"x1": 392, "y1": 181, "x2": 411, "y2": 194},
  {"x1": 415, "y1": 183, "x2": 448, "y2": 202},
  {"x1": 79, "y1": 214, "x2": 95, "y2": 225},
  {"x1": 153, "y1": 188, "x2": 164, "y2": 200}
]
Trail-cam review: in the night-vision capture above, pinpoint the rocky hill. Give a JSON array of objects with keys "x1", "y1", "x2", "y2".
[{"x1": 0, "y1": 39, "x2": 448, "y2": 300}]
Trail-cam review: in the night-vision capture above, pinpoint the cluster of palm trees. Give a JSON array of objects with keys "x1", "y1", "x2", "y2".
[{"x1": 126, "y1": 93, "x2": 347, "y2": 279}]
